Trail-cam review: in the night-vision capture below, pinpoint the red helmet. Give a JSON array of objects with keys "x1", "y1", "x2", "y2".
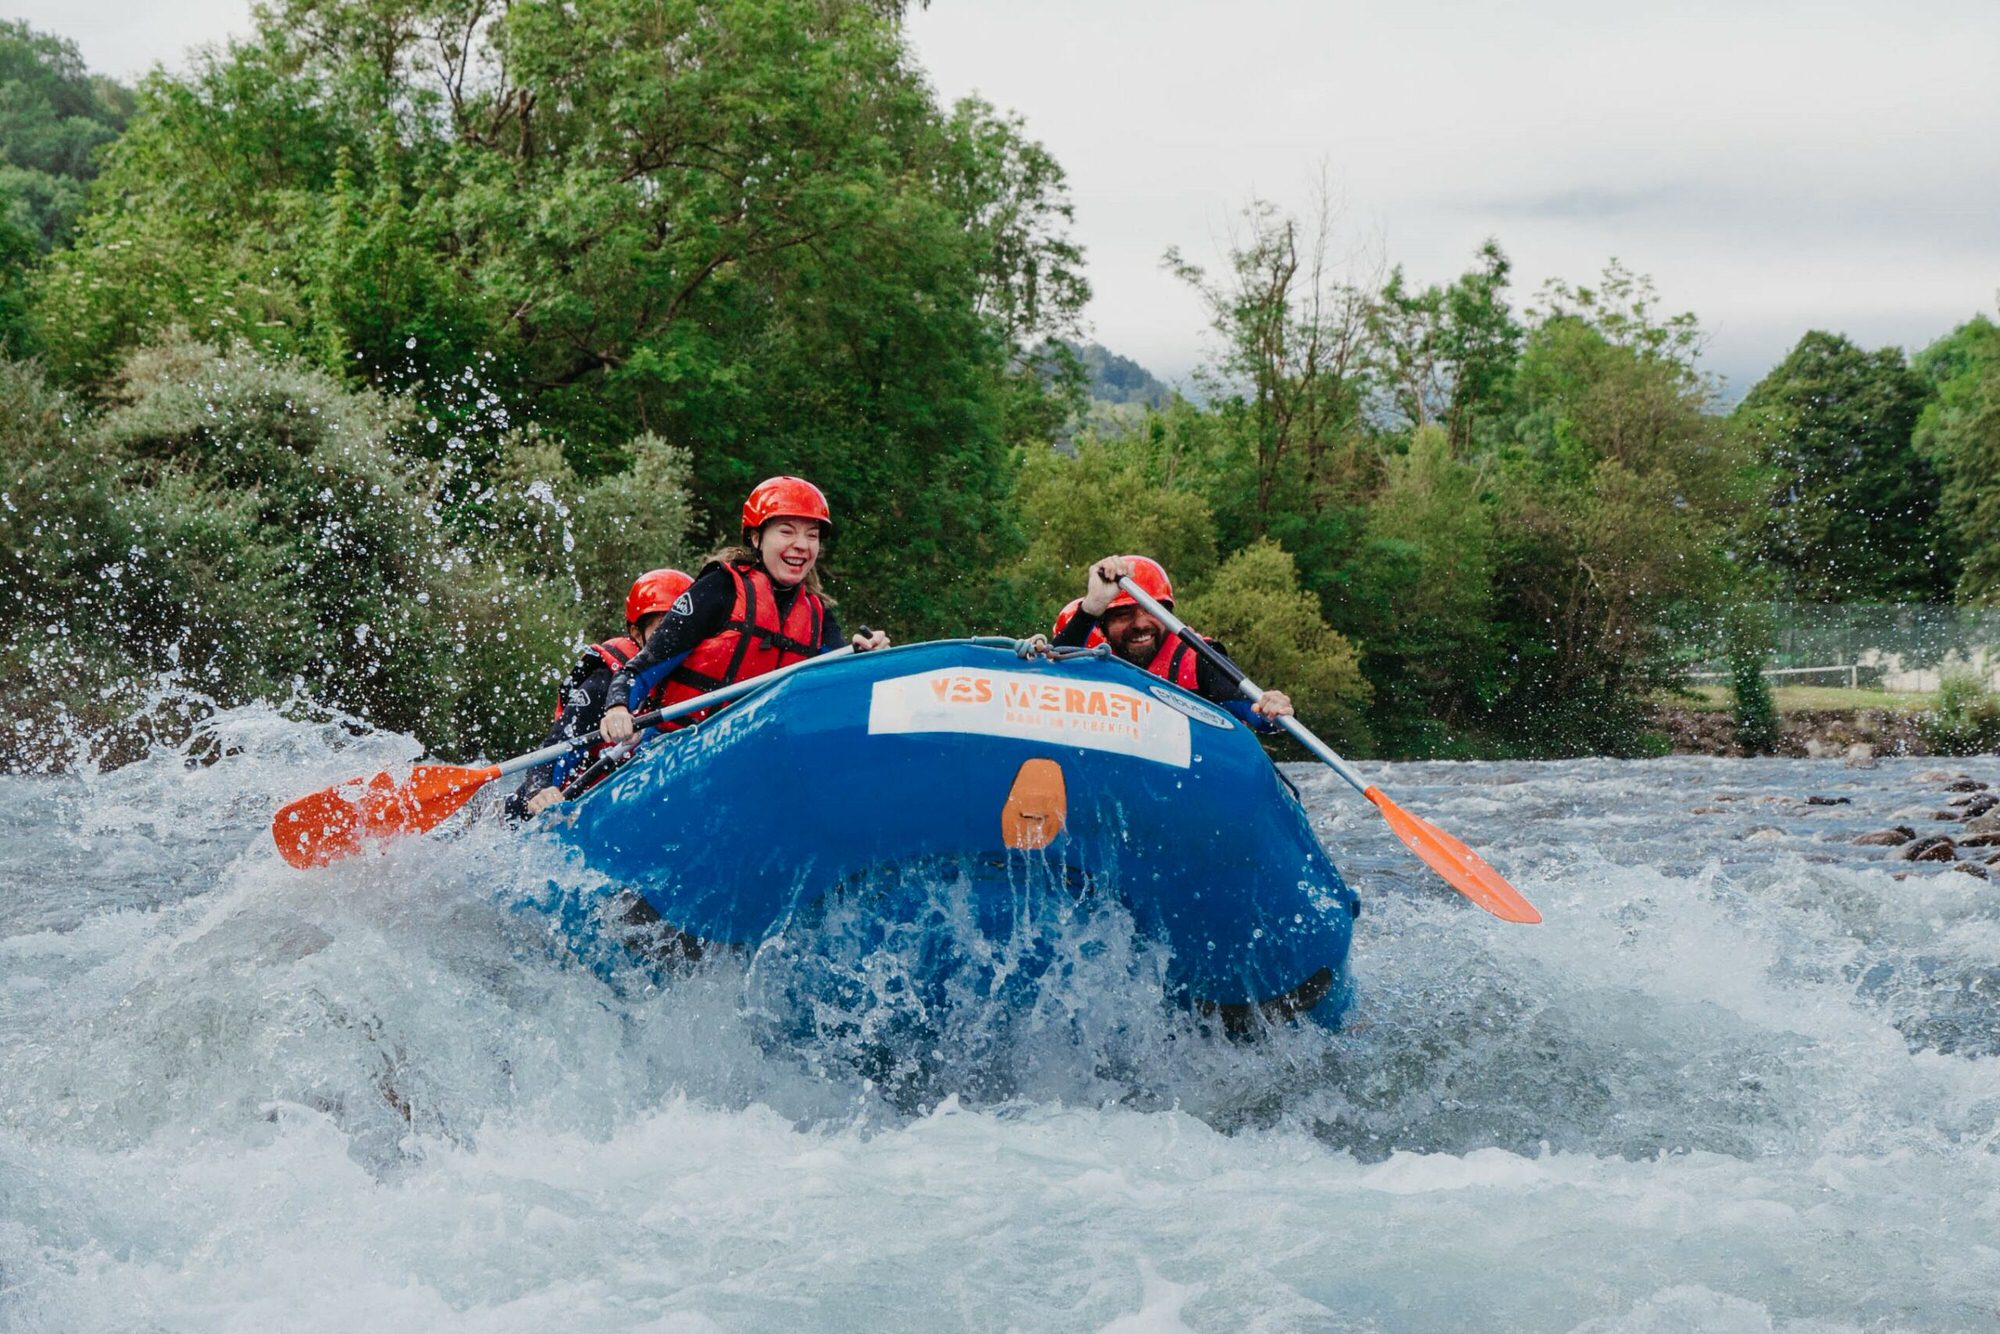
[
  {"x1": 625, "y1": 568, "x2": 694, "y2": 626},
  {"x1": 1051, "y1": 597, "x2": 1105, "y2": 647},
  {"x1": 742, "y1": 476, "x2": 831, "y2": 532},
  {"x1": 1104, "y1": 555, "x2": 1174, "y2": 611}
]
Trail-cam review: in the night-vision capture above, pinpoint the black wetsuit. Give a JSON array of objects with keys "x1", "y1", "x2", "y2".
[{"x1": 504, "y1": 652, "x2": 624, "y2": 819}]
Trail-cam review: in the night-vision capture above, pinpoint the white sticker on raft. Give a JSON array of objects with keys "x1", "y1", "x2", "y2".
[{"x1": 867, "y1": 668, "x2": 1191, "y2": 768}]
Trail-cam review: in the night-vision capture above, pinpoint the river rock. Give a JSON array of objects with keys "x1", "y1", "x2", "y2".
[
  {"x1": 1805, "y1": 795, "x2": 1853, "y2": 806},
  {"x1": 1743, "y1": 825, "x2": 1785, "y2": 842},
  {"x1": 1804, "y1": 739, "x2": 1830, "y2": 759},
  {"x1": 1932, "y1": 809, "x2": 1964, "y2": 821},
  {"x1": 1844, "y1": 743, "x2": 1877, "y2": 769},
  {"x1": 1896, "y1": 836, "x2": 1957, "y2": 862},
  {"x1": 1951, "y1": 862, "x2": 1989, "y2": 879},
  {"x1": 1964, "y1": 813, "x2": 2000, "y2": 836},
  {"x1": 1959, "y1": 832, "x2": 2000, "y2": 848},
  {"x1": 1853, "y1": 826, "x2": 1917, "y2": 846},
  {"x1": 1961, "y1": 795, "x2": 1999, "y2": 818},
  {"x1": 1945, "y1": 778, "x2": 1991, "y2": 792},
  {"x1": 1916, "y1": 769, "x2": 1963, "y2": 782},
  {"x1": 1692, "y1": 805, "x2": 1727, "y2": 814}
]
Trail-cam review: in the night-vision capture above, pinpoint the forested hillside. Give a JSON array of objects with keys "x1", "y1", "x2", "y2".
[{"x1": 2, "y1": 3, "x2": 1994, "y2": 765}]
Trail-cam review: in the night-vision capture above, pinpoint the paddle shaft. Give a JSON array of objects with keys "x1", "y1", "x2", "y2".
[
  {"x1": 506, "y1": 644, "x2": 858, "y2": 781},
  {"x1": 1112, "y1": 578, "x2": 1367, "y2": 795},
  {"x1": 1113, "y1": 574, "x2": 1540, "y2": 924}
]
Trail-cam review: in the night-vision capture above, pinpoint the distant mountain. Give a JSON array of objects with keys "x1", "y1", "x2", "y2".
[{"x1": 1070, "y1": 341, "x2": 1172, "y2": 408}]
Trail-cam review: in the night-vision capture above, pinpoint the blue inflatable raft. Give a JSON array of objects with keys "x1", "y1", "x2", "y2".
[{"x1": 544, "y1": 640, "x2": 1360, "y2": 1029}]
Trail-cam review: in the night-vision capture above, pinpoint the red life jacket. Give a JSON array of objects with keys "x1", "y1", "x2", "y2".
[
  {"x1": 650, "y1": 563, "x2": 826, "y2": 726},
  {"x1": 1143, "y1": 635, "x2": 1203, "y2": 692}
]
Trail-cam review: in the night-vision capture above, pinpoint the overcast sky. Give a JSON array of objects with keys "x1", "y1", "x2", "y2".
[{"x1": 17, "y1": 0, "x2": 2000, "y2": 396}]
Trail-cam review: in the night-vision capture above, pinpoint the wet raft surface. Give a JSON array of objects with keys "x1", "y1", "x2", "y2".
[
  {"x1": 550, "y1": 643, "x2": 1358, "y2": 1022},
  {"x1": 3, "y1": 712, "x2": 1998, "y2": 1331}
]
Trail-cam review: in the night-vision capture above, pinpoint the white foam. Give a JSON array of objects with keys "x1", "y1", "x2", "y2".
[{"x1": 5, "y1": 722, "x2": 2000, "y2": 1329}]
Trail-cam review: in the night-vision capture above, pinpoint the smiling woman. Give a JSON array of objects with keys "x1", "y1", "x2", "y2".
[{"x1": 598, "y1": 476, "x2": 891, "y2": 748}]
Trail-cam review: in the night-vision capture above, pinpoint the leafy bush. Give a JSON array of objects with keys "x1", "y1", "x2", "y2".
[
  {"x1": 1008, "y1": 437, "x2": 1218, "y2": 631},
  {"x1": 91, "y1": 336, "x2": 448, "y2": 734},
  {"x1": 1176, "y1": 540, "x2": 1372, "y2": 750},
  {"x1": 1920, "y1": 670, "x2": 2000, "y2": 756},
  {"x1": 0, "y1": 358, "x2": 133, "y2": 762},
  {"x1": 460, "y1": 429, "x2": 700, "y2": 750},
  {"x1": 1, "y1": 339, "x2": 698, "y2": 767},
  {"x1": 1344, "y1": 426, "x2": 1499, "y2": 755},
  {"x1": 1724, "y1": 604, "x2": 1780, "y2": 755}
]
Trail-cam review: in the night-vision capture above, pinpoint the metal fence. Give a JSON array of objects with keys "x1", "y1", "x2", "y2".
[{"x1": 1683, "y1": 603, "x2": 2000, "y2": 691}]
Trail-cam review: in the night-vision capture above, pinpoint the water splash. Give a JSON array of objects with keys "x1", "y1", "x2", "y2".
[{"x1": 4, "y1": 722, "x2": 2000, "y2": 1329}]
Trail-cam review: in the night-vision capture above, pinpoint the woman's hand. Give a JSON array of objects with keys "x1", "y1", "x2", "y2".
[
  {"x1": 1252, "y1": 689, "x2": 1294, "y2": 720},
  {"x1": 851, "y1": 628, "x2": 891, "y2": 652},
  {"x1": 601, "y1": 705, "x2": 635, "y2": 743}
]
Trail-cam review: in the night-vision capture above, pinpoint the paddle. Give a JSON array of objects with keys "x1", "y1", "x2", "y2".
[
  {"x1": 1114, "y1": 577, "x2": 1541, "y2": 925},
  {"x1": 271, "y1": 646, "x2": 855, "y2": 869}
]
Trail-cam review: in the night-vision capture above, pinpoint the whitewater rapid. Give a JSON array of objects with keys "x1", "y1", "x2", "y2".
[{"x1": 3, "y1": 705, "x2": 1998, "y2": 1331}]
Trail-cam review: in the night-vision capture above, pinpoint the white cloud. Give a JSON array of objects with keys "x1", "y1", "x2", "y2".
[
  {"x1": 9, "y1": 0, "x2": 253, "y2": 78},
  {"x1": 905, "y1": 0, "x2": 2000, "y2": 387},
  {"x1": 14, "y1": 0, "x2": 1997, "y2": 392}
]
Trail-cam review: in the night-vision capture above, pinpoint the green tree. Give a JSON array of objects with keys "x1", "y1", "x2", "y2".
[
  {"x1": 1008, "y1": 435, "x2": 1218, "y2": 622},
  {"x1": 1914, "y1": 315, "x2": 2000, "y2": 604},
  {"x1": 0, "y1": 20, "x2": 130, "y2": 352},
  {"x1": 34, "y1": 0, "x2": 1085, "y2": 644},
  {"x1": 1175, "y1": 540, "x2": 1372, "y2": 750},
  {"x1": 1370, "y1": 240, "x2": 1522, "y2": 454},
  {"x1": 0, "y1": 21, "x2": 130, "y2": 244},
  {"x1": 1485, "y1": 265, "x2": 1747, "y2": 754},
  {"x1": 1342, "y1": 425, "x2": 1499, "y2": 754},
  {"x1": 1736, "y1": 330, "x2": 1951, "y2": 601},
  {"x1": 29, "y1": 35, "x2": 349, "y2": 383},
  {"x1": 1164, "y1": 193, "x2": 1375, "y2": 600}
]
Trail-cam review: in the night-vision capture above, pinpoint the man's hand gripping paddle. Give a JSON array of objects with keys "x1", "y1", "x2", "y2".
[
  {"x1": 1115, "y1": 577, "x2": 1540, "y2": 924},
  {"x1": 270, "y1": 647, "x2": 855, "y2": 869}
]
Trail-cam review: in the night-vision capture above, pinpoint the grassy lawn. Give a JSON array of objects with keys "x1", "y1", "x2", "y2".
[{"x1": 1675, "y1": 685, "x2": 1937, "y2": 714}]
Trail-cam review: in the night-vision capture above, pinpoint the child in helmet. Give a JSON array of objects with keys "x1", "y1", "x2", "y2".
[{"x1": 506, "y1": 568, "x2": 693, "y2": 818}]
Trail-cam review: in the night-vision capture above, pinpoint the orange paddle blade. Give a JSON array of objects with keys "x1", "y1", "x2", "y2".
[
  {"x1": 272, "y1": 763, "x2": 501, "y2": 869},
  {"x1": 1364, "y1": 785, "x2": 1541, "y2": 924}
]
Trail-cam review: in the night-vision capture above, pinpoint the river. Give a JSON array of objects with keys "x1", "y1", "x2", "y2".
[{"x1": 3, "y1": 704, "x2": 1998, "y2": 1331}]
